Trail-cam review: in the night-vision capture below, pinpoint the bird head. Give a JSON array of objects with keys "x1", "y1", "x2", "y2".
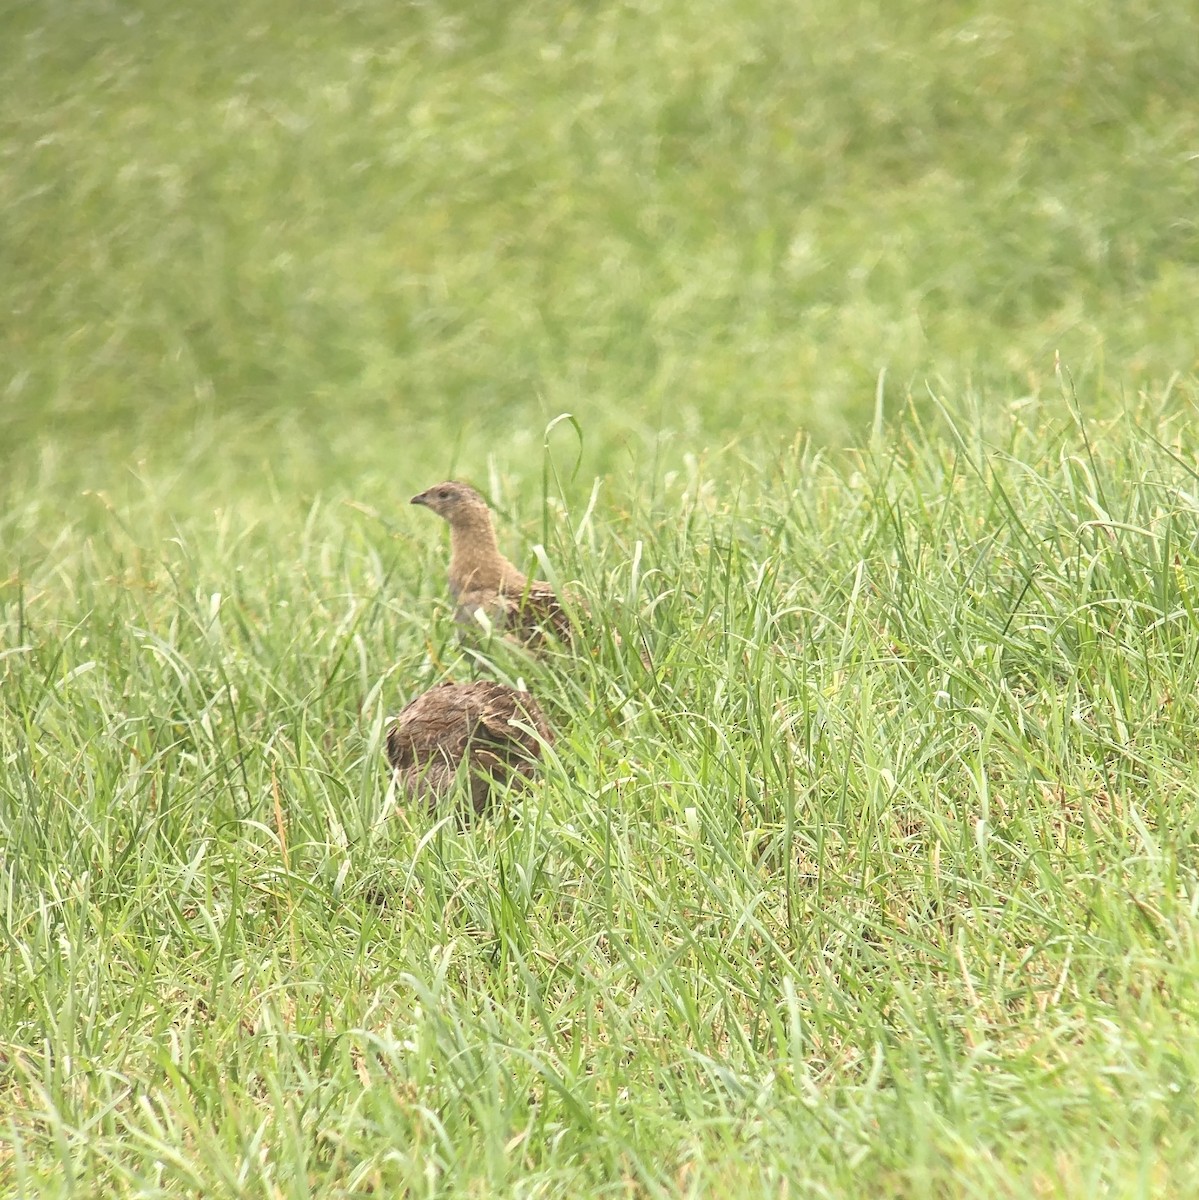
[{"x1": 410, "y1": 480, "x2": 489, "y2": 525}]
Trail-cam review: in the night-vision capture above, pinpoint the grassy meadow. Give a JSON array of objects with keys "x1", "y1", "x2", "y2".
[{"x1": 3, "y1": 0, "x2": 1199, "y2": 1194}]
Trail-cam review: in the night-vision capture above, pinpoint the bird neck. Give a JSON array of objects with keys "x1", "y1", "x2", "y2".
[{"x1": 447, "y1": 511, "x2": 522, "y2": 596}]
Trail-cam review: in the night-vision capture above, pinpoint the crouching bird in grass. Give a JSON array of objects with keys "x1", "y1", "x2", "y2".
[
  {"x1": 411, "y1": 481, "x2": 574, "y2": 649},
  {"x1": 386, "y1": 681, "x2": 553, "y2": 816}
]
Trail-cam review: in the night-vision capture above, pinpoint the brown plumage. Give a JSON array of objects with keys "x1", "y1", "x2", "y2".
[
  {"x1": 411, "y1": 481, "x2": 573, "y2": 648},
  {"x1": 386, "y1": 680, "x2": 553, "y2": 815}
]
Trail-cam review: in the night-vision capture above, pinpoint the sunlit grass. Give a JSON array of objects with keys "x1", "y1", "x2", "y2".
[{"x1": 6, "y1": 387, "x2": 1199, "y2": 1194}]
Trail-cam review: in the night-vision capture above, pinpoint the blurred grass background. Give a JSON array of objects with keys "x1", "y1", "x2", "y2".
[{"x1": 3, "y1": 0, "x2": 1196, "y2": 499}]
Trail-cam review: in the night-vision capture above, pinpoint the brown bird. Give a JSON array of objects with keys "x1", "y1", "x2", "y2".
[
  {"x1": 411, "y1": 481, "x2": 573, "y2": 648},
  {"x1": 386, "y1": 680, "x2": 553, "y2": 815}
]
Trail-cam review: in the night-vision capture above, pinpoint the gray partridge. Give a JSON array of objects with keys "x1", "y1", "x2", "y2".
[
  {"x1": 411, "y1": 481, "x2": 573, "y2": 648},
  {"x1": 386, "y1": 680, "x2": 553, "y2": 814}
]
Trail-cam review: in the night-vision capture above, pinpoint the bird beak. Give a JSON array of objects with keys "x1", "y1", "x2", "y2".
[{"x1": 410, "y1": 492, "x2": 427, "y2": 507}]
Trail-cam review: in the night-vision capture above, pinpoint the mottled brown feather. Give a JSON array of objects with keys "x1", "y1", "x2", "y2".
[
  {"x1": 456, "y1": 579, "x2": 575, "y2": 648},
  {"x1": 385, "y1": 680, "x2": 553, "y2": 814}
]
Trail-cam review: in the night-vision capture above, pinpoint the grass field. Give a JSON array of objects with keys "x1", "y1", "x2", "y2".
[{"x1": 3, "y1": 0, "x2": 1199, "y2": 1195}]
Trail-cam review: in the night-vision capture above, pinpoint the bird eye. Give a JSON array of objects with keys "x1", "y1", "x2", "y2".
[{"x1": 437, "y1": 489, "x2": 450, "y2": 500}]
